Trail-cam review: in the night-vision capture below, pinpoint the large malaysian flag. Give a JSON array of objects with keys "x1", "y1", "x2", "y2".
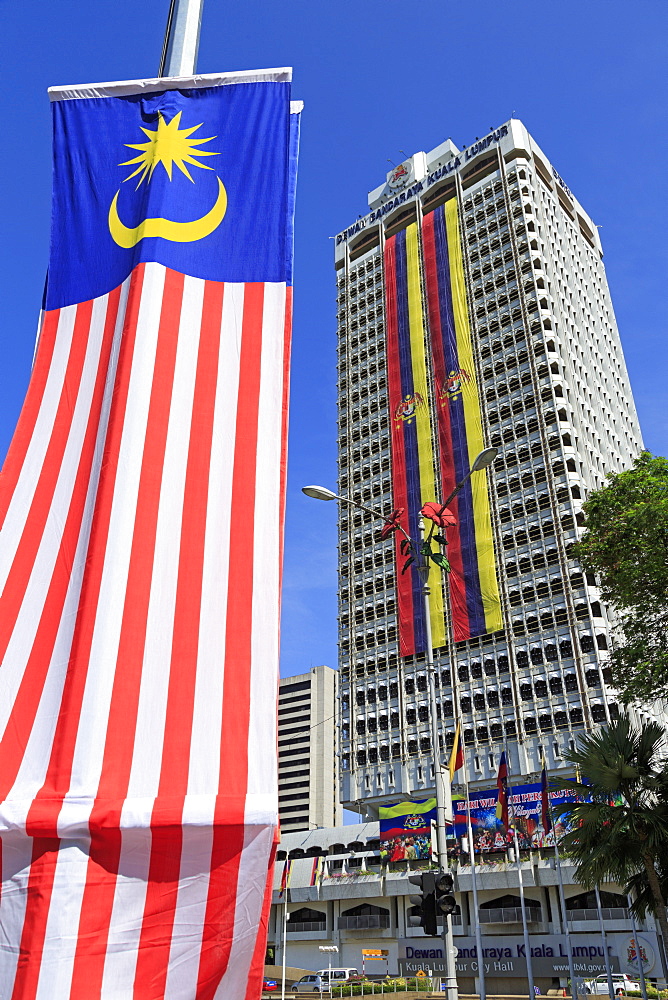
[{"x1": 0, "y1": 68, "x2": 299, "y2": 999}]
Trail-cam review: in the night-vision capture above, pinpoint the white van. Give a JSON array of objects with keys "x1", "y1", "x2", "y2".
[
  {"x1": 317, "y1": 968, "x2": 359, "y2": 984},
  {"x1": 291, "y1": 970, "x2": 359, "y2": 993}
]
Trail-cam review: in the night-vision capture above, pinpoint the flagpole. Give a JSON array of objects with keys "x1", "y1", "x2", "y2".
[
  {"x1": 504, "y1": 749, "x2": 536, "y2": 1000},
  {"x1": 543, "y1": 761, "x2": 577, "y2": 1000},
  {"x1": 463, "y1": 757, "x2": 487, "y2": 1000},
  {"x1": 159, "y1": 0, "x2": 205, "y2": 77},
  {"x1": 422, "y1": 541, "x2": 458, "y2": 1000},
  {"x1": 627, "y1": 894, "x2": 649, "y2": 1000},
  {"x1": 279, "y1": 859, "x2": 292, "y2": 1000},
  {"x1": 594, "y1": 885, "x2": 616, "y2": 1000},
  {"x1": 281, "y1": 895, "x2": 289, "y2": 1000},
  {"x1": 513, "y1": 830, "x2": 536, "y2": 1000},
  {"x1": 553, "y1": 832, "x2": 578, "y2": 1000}
]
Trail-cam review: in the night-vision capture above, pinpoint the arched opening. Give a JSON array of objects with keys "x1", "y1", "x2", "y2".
[
  {"x1": 479, "y1": 894, "x2": 541, "y2": 923},
  {"x1": 338, "y1": 903, "x2": 390, "y2": 930},
  {"x1": 566, "y1": 891, "x2": 627, "y2": 921},
  {"x1": 288, "y1": 907, "x2": 327, "y2": 932}
]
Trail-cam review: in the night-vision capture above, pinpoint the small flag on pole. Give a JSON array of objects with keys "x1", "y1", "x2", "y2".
[
  {"x1": 279, "y1": 859, "x2": 293, "y2": 899},
  {"x1": 448, "y1": 721, "x2": 464, "y2": 781},
  {"x1": 496, "y1": 751, "x2": 509, "y2": 829},
  {"x1": 310, "y1": 855, "x2": 325, "y2": 887}
]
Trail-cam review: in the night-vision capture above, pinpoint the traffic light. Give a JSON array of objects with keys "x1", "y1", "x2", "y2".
[
  {"x1": 408, "y1": 871, "x2": 438, "y2": 936},
  {"x1": 434, "y1": 871, "x2": 457, "y2": 917},
  {"x1": 408, "y1": 871, "x2": 457, "y2": 935}
]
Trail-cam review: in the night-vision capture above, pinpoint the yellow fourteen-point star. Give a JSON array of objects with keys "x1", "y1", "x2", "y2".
[{"x1": 120, "y1": 111, "x2": 218, "y2": 187}]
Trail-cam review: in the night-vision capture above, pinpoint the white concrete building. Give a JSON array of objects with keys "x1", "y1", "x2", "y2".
[
  {"x1": 279, "y1": 665, "x2": 341, "y2": 833},
  {"x1": 333, "y1": 118, "x2": 649, "y2": 812},
  {"x1": 270, "y1": 824, "x2": 664, "y2": 993}
]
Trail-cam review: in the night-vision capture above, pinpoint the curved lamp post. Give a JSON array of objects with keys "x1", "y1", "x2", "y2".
[{"x1": 303, "y1": 447, "x2": 498, "y2": 1000}]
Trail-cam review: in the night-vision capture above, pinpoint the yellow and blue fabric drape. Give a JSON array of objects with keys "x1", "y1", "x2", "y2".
[
  {"x1": 384, "y1": 224, "x2": 445, "y2": 655},
  {"x1": 422, "y1": 199, "x2": 501, "y2": 640},
  {"x1": 384, "y1": 204, "x2": 501, "y2": 652}
]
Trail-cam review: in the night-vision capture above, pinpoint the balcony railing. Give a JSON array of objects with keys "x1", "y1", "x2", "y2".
[
  {"x1": 567, "y1": 907, "x2": 628, "y2": 922},
  {"x1": 338, "y1": 914, "x2": 390, "y2": 930},
  {"x1": 479, "y1": 906, "x2": 542, "y2": 924},
  {"x1": 288, "y1": 921, "x2": 327, "y2": 933}
]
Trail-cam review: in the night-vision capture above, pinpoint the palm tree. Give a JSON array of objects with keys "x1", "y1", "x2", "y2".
[
  {"x1": 626, "y1": 860, "x2": 668, "y2": 923},
  {"x1": 552, "y1": 714, "x2": 668, "y2": 954}
]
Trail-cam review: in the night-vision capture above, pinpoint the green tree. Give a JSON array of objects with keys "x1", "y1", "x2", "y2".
[
  {"x1": 553, "y1": 715, "x2": 668, "y2": 956},
  {"x1": 574, "y1": 452, "x2": 668, "y2": 703},
  {"x1": 625, "y1": 860, "x2": 668, "y2": 924}
]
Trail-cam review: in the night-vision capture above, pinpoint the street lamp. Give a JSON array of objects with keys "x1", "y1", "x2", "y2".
[
  {"x1": 319, "y1": 946, "x2": 339, "y2": 994},
  {"x1": 470, "y1": 447, "x2": 498, "y2": 474},
  {"x1": 303, "y1": 447, "x2": 498, "y2": 1000},
  {"x1": 302, "y1": 485, "x2": 338, "y2": 501}
]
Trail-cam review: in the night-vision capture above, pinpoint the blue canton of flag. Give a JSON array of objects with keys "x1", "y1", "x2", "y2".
[{"x1": 47, "y1": 72, "x2": 293, "y2": 308}]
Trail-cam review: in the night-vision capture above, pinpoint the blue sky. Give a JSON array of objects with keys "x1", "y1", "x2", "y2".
[{"x1": 0, "y1": 0, "x2": 666, "y2": 682}]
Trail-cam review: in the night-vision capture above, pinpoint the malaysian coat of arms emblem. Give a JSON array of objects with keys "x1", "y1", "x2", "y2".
[
  {"x1": 439, "y1": 369, "x2": 471, "y2": 404},
  {"x1": 394, "y1": 393, "x2": 424, "y2": 425}
]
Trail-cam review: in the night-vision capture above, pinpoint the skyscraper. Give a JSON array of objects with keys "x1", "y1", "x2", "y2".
[
  {"x1": 279, "y1": 665, "x2": 340, "y2": 832},
  {"x1": 334, "y1": 119, "x2": 643, "y2": 814}
]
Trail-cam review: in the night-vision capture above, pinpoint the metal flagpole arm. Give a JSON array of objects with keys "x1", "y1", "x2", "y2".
[{"x1": 159, "y1": 0, "x2": 205, "y2": 78}]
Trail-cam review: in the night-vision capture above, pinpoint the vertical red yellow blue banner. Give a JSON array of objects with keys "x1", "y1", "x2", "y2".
[
  {"x1": 384, "y1": 224, "x2": 446, "y2": 656},
  {"x1": 422, "y1": 199, "x2": 502, "y2": 641},
  {"x1": 384, "y1": 205, "x2": 501, "y2": 652}
]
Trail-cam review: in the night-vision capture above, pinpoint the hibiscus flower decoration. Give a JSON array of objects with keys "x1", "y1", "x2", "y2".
[
  {"x1": 378, "y1": 507, "x2": 405, "y2": 541},
  {"x1": 420, "y1": 502, "x2": 456, "y2": 528}
]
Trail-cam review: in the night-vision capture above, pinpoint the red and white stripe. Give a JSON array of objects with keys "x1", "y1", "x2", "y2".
[{"x1": 0, "y1": 262, "x2": 290, "y2": 999}]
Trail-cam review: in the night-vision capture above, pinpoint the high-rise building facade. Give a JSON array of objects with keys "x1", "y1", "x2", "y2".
[
  {"x1": 333, "y1": 119, "x2": 644, "y2": 814},
  {"x1": 279, "y1": 665, "x2": 341, "y2": 832}
]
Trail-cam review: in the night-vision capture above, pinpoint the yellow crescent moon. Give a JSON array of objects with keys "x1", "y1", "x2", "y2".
[{"x1": 108, "y1": 176, "x2": 227, "y2": 248}]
